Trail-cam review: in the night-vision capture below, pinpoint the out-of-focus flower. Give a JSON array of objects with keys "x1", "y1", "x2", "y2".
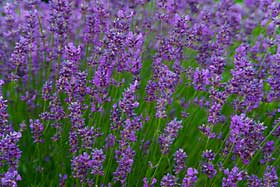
[{"x1": 159, "y1": 119, "x2": 182, "y2": 154}]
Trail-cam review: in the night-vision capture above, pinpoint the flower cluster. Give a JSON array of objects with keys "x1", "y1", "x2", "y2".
[
  {"x1": 0, "y1": 87, "x2": 22, "y2": 186},
  {"x1": 173, "y1": 148, "x2": 187, "y2": 174},
  {"x1": 182, "y1": 168, "x2": 198, "y2": 187},
  {"x1": 160, "y1": 173, "x2": 177, "y2": 187},
  {"x1": 71, "y1": 149, "x2": 105, "y2": 185},
  {"x1": 158, "y1": 119, "x2": 183, "y2": 154},
  {"x1": 226, "y1": 114, "x2": 266, "y2": 164},
  {"x1": 29, "y1": 119, "x2": 44, "y2": 143},
  {"x1": 222, "y1": 166, "x2": 246, "y2": 187}
]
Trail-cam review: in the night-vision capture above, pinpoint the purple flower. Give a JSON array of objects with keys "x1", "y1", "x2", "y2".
[
  {"x1": 158, "y1": 64, "x2": 179, "y2": 95},
  {"x1": 201, "y1": 162, "x2": 217, "y2": 179},
  {"x1": 247, "y1": 175, "x2": 262, "y2": 187},
  {"x1": 272, "y1": 123, "x2": 280, "y2": 137},
  {"x1": 268, "y1": 54, "x2": 280, "y2": 102},
  {"x1": 56, "y1": 60, "x2": 77, "y2": 99},
  {"x1": 79, "y1": 126, "x2": 101, "y2": 150},
  {"x1": 0, "y1": 131, "x2": 22, "y2": 168},
  {"x1": 93, "y1": 58, "x2": 112, "y2": 88},
  {"x1": 159, "y1": 119, "x2": 183, "y2": 154},
  {"x1": 1, "y1": 169, "x2": 21, "y2": 187},
  {"x1": 145, "y1": 80, "x2": 158, "y2": 102},
  {"x1": 69, "y1": 131, "x2": 79, "y2": 154},
  {"x1": 182, "y1": 168, "x2": 198, "y2": 187},
  {"x1": 40, "y1": 93, "x2": 66, "y2": 121},
  {"x1": 263, "y1": 166, "x2": 278, "y2": 187},
  {"x1": 147, "y1": 59, "x2": 179, "y2": 118},
  {"x1": 173, "y1": 148, "x2": 187, "y2": 174},
  {"x1": 156, "y1": 97, "x2": 168, "y2": 119},
  {"x1": 29, "y1": 119, "x2": 44, "y2": 143},
  {"x1": 105, "y1": 134, "x2": 116, "y2": 149},
  {"x1": 209, "y1": 55, "x2": 225, "y2": 75},
  {"x1": 9, "y1": 37, "x2": 28, "y2": 71},
  {"x1": 160, "y1": 173, "x2": 177, "y2": 187},
  {"x1": 261, "y1": 140, "x2": 275, "y2": 164},
  {"x1": 42, "y1": 81, "x2": 53, "y2": 101},
  {"x1": 110, "y1": 104, "x2": 122, "y2": 130},
  {"x1": 222, "y1": 166, "x2": 246, "y2": 187},
  {"x1": 120, "y1": 118, "x2": 142, "y2": 143},
  {"x1": 226, "y1": 114, "x2": 266, "y2": 164},
  {"x1": 0, "y1": 91, "x2": 22, "y2": 187},
  {"x1": 208, "y1": 88, "x2": 227, "y2": 125},
  {"x1": 65, "y1": 42, "x2": 81, "y2": 63},
  {"x1": 59, "y1": 174, "x2": 67, "y2": 187},
  {"x1": 83, "y1": 1, "x2": 110, "y2": 45},
  {"x1": 90, "y1": 149, "x2": 106, "y2": 176},
  {"x1": 49, "y1": 0, "x2": 72, "y2": 56},
  {"x1": 71, "y1": 149, "x2": 105, "y2": 184},
  {"x1": 193, "y1": 68, "x2": 211, "y2": 91},
  {"x1": 71, "y1": 152, "x2": 92, "y2": 184},
  {"x1": 0, "y1": 96, "x2": 10, "y2": 135},
  {"x1": 0, "y1": 80, "x2": 4, "y2": 96},
  {"x1": 202, "y1": 150, "x2": 216, "y2": 161},
  {"x1": 119, "y1": 80, "x2": 139, "y2": 117},
  {"x1": 124, "y1": 32, "x2": 144, "y2": 75},
  {"x1": 113, "y1": 146, "x2": 135, "y2": 185},
  {"x1": 143, "y1": 177, "x2": 157, "y2": 187},
  {"x1": 199, "y1": 124, "x2": 216, "y2": 139},
  {"x1": 69, "y1": 101, "x2": 85, "y2": 130},
  {"x1": 227, "y1": 44, "x2": 263, "y2": 112}
]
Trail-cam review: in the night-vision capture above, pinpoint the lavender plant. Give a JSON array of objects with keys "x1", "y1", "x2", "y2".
[{"x1": 0, "y1": 0, "x2": 279, "y2": 186}]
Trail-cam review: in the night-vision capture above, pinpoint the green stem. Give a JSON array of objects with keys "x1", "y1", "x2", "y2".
[
  {"x1": 144, "y1": 118, "x2": 162, "y2": 178},
  {"x1": 151, "y1": 154, "x2": 164, "y2": 179}
]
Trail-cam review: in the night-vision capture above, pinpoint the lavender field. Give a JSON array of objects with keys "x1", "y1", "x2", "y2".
[{"x1": 0, "y1": 0, "x2": 280, "y2": 186}]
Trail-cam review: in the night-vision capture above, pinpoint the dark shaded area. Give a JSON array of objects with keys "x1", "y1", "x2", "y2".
[{"x1": 42, "y1": 0, "x2": 49, "y2": 3}]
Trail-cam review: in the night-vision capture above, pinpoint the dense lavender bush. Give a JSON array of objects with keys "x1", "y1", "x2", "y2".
[{"x1": 0, "y1": 0, "x2": 279, "y2": 186}]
